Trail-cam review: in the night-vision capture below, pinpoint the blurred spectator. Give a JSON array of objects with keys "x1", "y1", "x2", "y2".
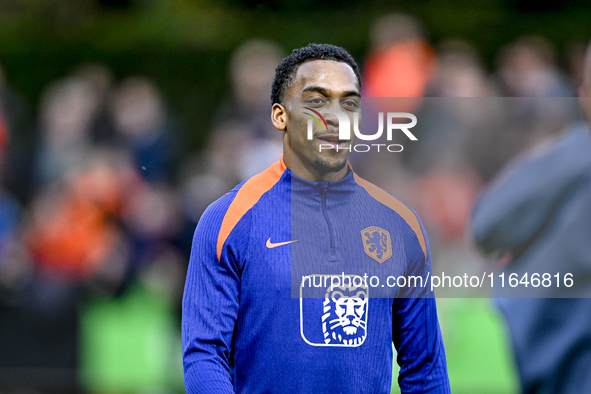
[
  {"x1": 176, "y1": 120, "x2": 256, "y2": 260},
  {"x1": 363, "y1": 13, "x2": 437, "y2": 107},
  {"x1": 0, "y1": 64, "x2": 34, "y2": 204},
  {"x1": 396, "y1": 41, "x2": 492, "y2": 278},
  {"x1": 110, "y1": 76, "x2": 179, "y2": 183},
  {"x1": 352, "y1": 14, "x2": 437, "y2": 192},
  {"x1": 208, "y1": 39, "x2": 283, "y2": 179},
  {"x1": 471, "y1": 39, "x2": 591, "y2": 393},
  {"x1": 496, "y1": 36, "x2": 572, "y2": 97},
  {"x1": 34, "y1": 76, "x2": 101, "y2": 186},
  {"x1": 186, "y1": 121, "x2": 248, "y2": 193},
  {"x1": 79, "y1": 176, "x2": 186, "y2": 394},
  {"x1": 73, "y1": 63, "x2": 117, "y2": 144},
  {"x1": 410, "y1": 40, "x2": 499, "y2": 173},
  {"x1": 483, "y1": 37, "x2": 580, "y2": 181},
  {"x1": 427, "y1": 40, "x2": 496, "y2": 98},
  {"x1": 566, "y1": 42, "x2": 588, "y2": 92},
  {"x1": 26, "y1": 148, "x2": 138, "y2": 282},
  {"x1": 23, "y1": 137, "x2": 187, "y2": 393},
  {"x1": 229, "y1": 40, "x2": 281, "y2": 120},
  {"x1": 121, "y1": 179, "x2": 186, "y2": 300},
  {"x1": 0, "y1": 96, "x2": 81, "y2": 392},
  {"x1": 211, "y1": 39, "x2": 283, "y2": 138},
  {"x1": 0, "y1": 97, "x2": 24, "y2": 296}
]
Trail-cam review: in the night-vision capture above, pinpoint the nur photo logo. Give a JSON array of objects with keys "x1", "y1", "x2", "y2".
[{"x1": 303, "y1": 107, "x2": 418, "y2": 153}]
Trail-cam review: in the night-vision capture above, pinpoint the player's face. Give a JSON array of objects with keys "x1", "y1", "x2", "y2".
[{"x1": 273, "y1": 60, "x2": 361, "y2": 182}]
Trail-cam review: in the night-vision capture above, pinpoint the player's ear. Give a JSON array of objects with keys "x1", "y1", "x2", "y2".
[{"x1": 271, "y1": 103, "x2": 287, "y2": 132}]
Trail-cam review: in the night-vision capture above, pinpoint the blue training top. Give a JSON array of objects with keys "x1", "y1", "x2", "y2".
[{"x1": 182, "y1": 158, "x2": 450, "y2": 393}]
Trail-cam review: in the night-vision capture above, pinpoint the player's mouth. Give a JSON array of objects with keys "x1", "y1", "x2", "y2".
[{"x1": 317, "y1": 134, "x2": 349, "y2": 150}]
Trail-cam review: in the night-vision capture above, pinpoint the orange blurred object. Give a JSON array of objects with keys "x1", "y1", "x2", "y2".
[
  {"x1": 411, "y1": 171, "x2": 481, "y2": 243},
  {"x1": 27, "y1": 193, "x2": 116, "y2": 278},
  {"x1": 26, "y1": 157, "x2": 140, "y2": 279},
  {"x1": 364, "y1": 40, "x2": 437, "y2": 112}
]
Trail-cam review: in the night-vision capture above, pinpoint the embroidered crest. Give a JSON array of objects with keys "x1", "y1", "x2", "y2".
[{"x1": 361, "y1": 226, "x2": 392, "y2": 264}]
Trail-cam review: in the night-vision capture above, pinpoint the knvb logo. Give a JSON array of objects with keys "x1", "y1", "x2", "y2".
[
  {"x1": 361, "y1": 226, "x2": 392, "y2": 264},
  {"x1": 303, "y1": 107, "x2": 418, "y2": 153}
]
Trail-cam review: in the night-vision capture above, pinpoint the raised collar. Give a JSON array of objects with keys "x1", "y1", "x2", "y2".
[{"x1": 282, "y1": 160, "x2": 357, "y2": 194}]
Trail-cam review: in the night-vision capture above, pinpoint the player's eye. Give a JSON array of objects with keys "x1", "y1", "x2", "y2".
[
  {"x1": 306, "y1": 98, "x2": 325, "y2": 106},
  {"x1": 342, "y1": 99, "x2": 360, "y2": 110}
]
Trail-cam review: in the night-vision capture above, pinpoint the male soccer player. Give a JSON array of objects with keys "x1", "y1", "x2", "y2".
[{"x1": 183, "y1": 43, "x2": 450, "y2": 393}]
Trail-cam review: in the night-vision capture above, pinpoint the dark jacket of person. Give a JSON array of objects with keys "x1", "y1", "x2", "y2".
[{"x1": 471, "y1": 122, "x2": 591, "y2": 394}]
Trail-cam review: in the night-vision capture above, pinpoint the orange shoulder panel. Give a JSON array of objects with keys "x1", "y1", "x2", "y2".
[
  {"x1": 216, "y1": 159, "x2": 286, "y2": 261},
  {"x1": 353, "y1": 173, "x2": 428, "y2": 263}
]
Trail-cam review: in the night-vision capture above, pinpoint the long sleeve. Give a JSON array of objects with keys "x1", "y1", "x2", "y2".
[
  {"x1": 182, "y1": 192, "x2": 242, "y2": 394},
  {"x1": 393, "y1": 213, "x2": 450, "y2": 393},
  {"x1": 472, "y1": 126, "x2": 591, "y2": 255}
]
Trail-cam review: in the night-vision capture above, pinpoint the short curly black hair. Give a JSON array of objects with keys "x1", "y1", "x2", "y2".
[{"x1": 271, "y1": 43, "x2": 361, "y2": 105}]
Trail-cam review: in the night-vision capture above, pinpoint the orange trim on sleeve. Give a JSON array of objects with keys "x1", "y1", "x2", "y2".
[
  {"x1": 216, "y1": 158, "x2": 286, "y2": 261},
  {"x1": 353, "y1": 172, "x2": 428, "y2": 263}
]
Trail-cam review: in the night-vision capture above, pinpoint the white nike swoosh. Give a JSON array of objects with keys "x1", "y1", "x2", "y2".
[{"x1": 266, "y1": 238, "x2": 298, "y2": 248}]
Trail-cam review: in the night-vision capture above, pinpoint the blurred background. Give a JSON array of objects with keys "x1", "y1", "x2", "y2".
[{"x1": 0, "y1": 0, "x2": 590, "y2": 393}]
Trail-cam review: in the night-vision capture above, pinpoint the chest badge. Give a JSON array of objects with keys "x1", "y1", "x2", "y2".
[{"x1": 361, "y1": 226, "x2": 392, "y2": 264}]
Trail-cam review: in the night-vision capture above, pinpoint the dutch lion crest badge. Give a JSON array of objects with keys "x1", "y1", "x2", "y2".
[{"x1": 361, "y1": 226, "x2": 392, "y2": 264}]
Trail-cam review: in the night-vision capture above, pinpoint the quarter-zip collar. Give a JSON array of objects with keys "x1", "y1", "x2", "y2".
[
  {"x1": 284, "y1": 163, "x2": 357, "y2": 195},
  {"x1": 283, "y1": 160, "x2": 357, "y2": 262}
]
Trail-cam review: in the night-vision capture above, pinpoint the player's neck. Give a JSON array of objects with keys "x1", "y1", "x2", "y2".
[{"x1": 283, "y1": 153, "x2": 349, "y2": 183}]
